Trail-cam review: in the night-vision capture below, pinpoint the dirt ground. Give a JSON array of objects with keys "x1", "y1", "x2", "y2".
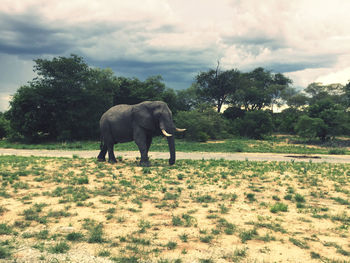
[
  {"x1": 1, "y1": 148, "x2": 350, "y2": 163},
  {"x1": 0, "y1": 156, "x2": 349, "y2": 262}
]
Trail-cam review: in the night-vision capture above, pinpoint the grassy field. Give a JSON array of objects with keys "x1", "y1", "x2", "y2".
[
  {"x1": 0, "y1": 135, "x2": 349, "y2": 155},
  {"x1": 0, "y1": 155, "x2": 349, "y2": 262}
]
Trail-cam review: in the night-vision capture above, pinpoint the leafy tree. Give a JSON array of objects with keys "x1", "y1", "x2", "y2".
[
  {"x1": 273, "y1": 108, "x2": 303, "y2": 134},
  {"x1": 223, "y1": 106, "x2": 245, "y2": 120},
  {"x1": 305, "y1": 82, "x2": 345, "y2": 105},
  {"x1": 7, "y1": 55, "x2": 115, "y2": 141},
  {"x1": 113, "y1": 75, "x2": 166, "y2": 105},
  {"x1": 234, "y1": 110, "x2": 273, "y2": 139},
  {"x1": 174, "y1": 85, "x2": 202, "y2": 112},
  {"x1": 235, "y1": 68, "x2": 292, "y2": 111},
  {"x1": 344, "y1": 81, "x2": 350, "y2": 108},
  {"x1": 174, "y1": 106, "x2": 230, "y2": 142},
  {"x1": 307, "y1": 98, "x2": 347, "y2": 140},
  {"x1": 286, "y1": 93, "x2": 308, "y2": 109},
  {"x1": 295, "y1": 115, "x2": 327, "y2": 140},
  {"x1": 195, "y1": 62, "x2": 241, "y2": 112},
  {"x1": 0, "y1": 112, "x2": 10, "y2": 139}
]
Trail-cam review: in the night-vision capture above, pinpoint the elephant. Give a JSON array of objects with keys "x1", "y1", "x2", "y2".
[{"x1": 97, "y1": 101, "x2": 185, "y2": 166}]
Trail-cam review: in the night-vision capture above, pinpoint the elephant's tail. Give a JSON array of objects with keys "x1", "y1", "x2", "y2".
[{"x1": 100, "y1": 134, "x2": 104, "y2": 150}]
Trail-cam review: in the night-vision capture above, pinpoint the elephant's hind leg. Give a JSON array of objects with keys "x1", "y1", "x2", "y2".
[
  {"x1": 107, "y1": 143, "x2": 117, "y2": 164},
  {"x1": 97, "y1": 144, "x2": 107, "y2": 162}
]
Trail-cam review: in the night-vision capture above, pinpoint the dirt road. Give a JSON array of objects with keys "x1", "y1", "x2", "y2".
[{"x1": 1, "y1": 148, "x2": 349, "y2": 163}]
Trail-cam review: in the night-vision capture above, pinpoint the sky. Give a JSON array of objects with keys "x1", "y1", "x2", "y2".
[{"x1": 1, "y1": 0, "x2": 350, "y2": 111}]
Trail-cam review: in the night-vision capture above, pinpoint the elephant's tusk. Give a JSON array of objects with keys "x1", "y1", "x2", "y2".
[
  {"x1": 176, "y1": 128, "x2": 186, "y2": 132},
  {"x1": 162, "y1": 129, "x2": 173, "y2": 137}
]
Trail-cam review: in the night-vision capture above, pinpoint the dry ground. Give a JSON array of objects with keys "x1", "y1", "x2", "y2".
[{"x1": 0, "y1": 156, "x2": 349, "y2": 262}]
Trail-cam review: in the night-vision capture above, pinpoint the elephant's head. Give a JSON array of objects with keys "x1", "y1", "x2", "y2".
[{"x1": 133, "y1": 101, "x2": 185, "y2": 165}]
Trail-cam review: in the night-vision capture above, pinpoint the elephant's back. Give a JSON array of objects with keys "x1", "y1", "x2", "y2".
[
  {"x1": 101, "y1": 104, "x2": 132, "y2": 121},
  {"x1": 100, "y1": 105, "x2": 133, "y2": 142}
]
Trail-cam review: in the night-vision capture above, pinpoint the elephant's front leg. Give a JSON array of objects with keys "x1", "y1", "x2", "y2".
[{"x1": 134, "y1": 128, "x2": 150, "y2": 167}]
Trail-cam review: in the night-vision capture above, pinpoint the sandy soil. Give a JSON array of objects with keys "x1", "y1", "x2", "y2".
[
  {"x1": 1, "y1": 148, "x2": 350, "y2": 163},
  {"x1": 0, "y1": 156, "x2": 349, "y2": 262}
]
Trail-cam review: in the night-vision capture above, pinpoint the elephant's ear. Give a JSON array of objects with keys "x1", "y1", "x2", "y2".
[{"x1": 132, "y1": 105, "x2": 155, "y2": 131}]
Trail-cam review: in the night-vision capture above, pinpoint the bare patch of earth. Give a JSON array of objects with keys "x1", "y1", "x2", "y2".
[
  {"x1": 1, "y1": 148, "x2": 350, "y2": 163},
  {"x1": 0, "y1": 157, "x2": 349, "y2": 262}
]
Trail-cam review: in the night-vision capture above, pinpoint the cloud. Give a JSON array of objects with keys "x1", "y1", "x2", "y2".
[
  {"x1": 0, "y1": 12, "x2": 72, "y2": 56},
  {"x1": 1, "y1": 0, "x2": 350, "y2": 111}
]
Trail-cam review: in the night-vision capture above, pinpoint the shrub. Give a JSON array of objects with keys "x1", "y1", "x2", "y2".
[
  {"x1": 0, "y1": 245, "x2": 11, "y2": 259},
  {"x1": 174, "y1": 107, "x2": 230, "y2": 142},
  {"x1": 273, "y1": 108, "x2": 302, "y2": 134},
  {"x1": 223, "y1": 107, "x2": 245, "y2": 120},
  {"x1": 66, "y1": 232, "x2": 84, "y2": 241},
  {"x1": 270, "y1": 202, "x2": 288, "y2": 213},
  {"x1": 234, "y1": 110, "x2": 273, "y2": 139},
  {"x1": 49, "y1": 242, "x2": 70, "y2": 253},
  {"x1": 295, "y1": 115, "x2": 327, "y2": 140},
  {"x1": 0, "y1": 113, "x2": 10, "y2": 139},
  {"x1": 88, "y1": 224, "x2": 104, "y2": 243}
]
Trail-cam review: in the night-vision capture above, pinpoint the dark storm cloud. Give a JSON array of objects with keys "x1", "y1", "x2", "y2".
[
  {"x1": 267, "y1": 59, "x2": 337, "y2": 73},
  {"x1": 0, "y1": 11, "x2": 127, "y2": 58},
  {"x1": 223, "y1": 34, "x2": 284, "y2": 51},
  {"x1": 89, "y1": 58, "x2": 205, "y2": 89},
  {"x1": 0, "y1": 9, "x2": 206, "y2": 93},
  {"x1": 0, "y1": 12, "x2": 73, "y2": 56}
]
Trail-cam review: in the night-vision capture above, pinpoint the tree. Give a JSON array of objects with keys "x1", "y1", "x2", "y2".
[
  {"x1": 113, "y1": 75, "x2": 166, "y2": 105},
  {"x1": 286, "y1": 93, "x2": 308, "y2": 109},
  {"x1": 295, "y1": 115, "x2": 327, "y2": 140},
  {"x1": 174, "y1": 85, "x2": 202, "y2": 112},
  {"x1": 7, "y1": 54, "x2": 115, "y2": 141},
  {"x1": 236, "y1": 110, "x2": 273, "y2": 139},
  {"x1": 0, "y1": 112, "x2": 10, "y2": 139},
  {"x1": 195, "y1": 62, "x2": 241, "y2": 112},
  {"x1": 305, "y1": 82, "x2": 345, "y2": 105},
  {"x1": 344, "y1": 81, "x2": 350, "y2": 108},
  {"x1": 235, "y1": 68, "x2": 292, "y2": 111},
  {"x1": 174, "y1": 106, "x2": 231, "y2": 142},
  {"x1": 273, "y1": 108, "x2": 303, "y2": 134},
  {"x1": 307, "y1": 98, "x2": 347, "y2": 140}
]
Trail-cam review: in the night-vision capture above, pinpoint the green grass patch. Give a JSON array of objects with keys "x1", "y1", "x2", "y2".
[{"x1": 1, "y1": 136, "x2": 349, "y2": 155}]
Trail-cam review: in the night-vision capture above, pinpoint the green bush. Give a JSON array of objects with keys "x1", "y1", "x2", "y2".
[
  {"x1": 273, "y1": 108, "x2": 302, "y2": 134},
  {"x1": 0, "y1": 113, "x2": 10, "y2": 139},
  {"x1": 234, "y1": 110, "x2": 273, "y2": 139},
  {"x1": 295, "y1": 115, "x2": 327, "y2": 140},
  {"x1": 174, "y1": 107, "x2": 231, "y2": 142},
  {"x1": 223, "y1": 106, "x2": 245, "y2": 120}
]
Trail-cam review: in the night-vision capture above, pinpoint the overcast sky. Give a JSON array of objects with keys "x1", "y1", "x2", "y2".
[{"x1": 1, "y1": 0, "x2": 350, "y2": 111}]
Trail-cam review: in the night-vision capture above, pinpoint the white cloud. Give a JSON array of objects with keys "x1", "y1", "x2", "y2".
[
  {"x1": 0, "y1": 0, "x2": 350, "y2": 111},
  {"x1": 0, "y1": 93, "x2": 11, "y2": 111},
  {"x1": 316, "y1": 67, "x2": 350, "y2": 85}
]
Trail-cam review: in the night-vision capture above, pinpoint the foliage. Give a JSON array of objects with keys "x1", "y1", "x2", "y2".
[
  {"x1": 6, "y1": 55, "x2": 115, "y2": 141},
  {"x1": 4, "y1": 54, "x2": 349, "y2": 142},
  {"x1": 5, "y1": 55, "x2": 186, "y2": 142},
  {"x1": 195, "y1": 63, "x2": 241, "y2": 112},
  {"x1": 273, "y1": 108, "x2": 303, "y2": 134},
  {"x1": 295, "y1": 115, "x2": 327, "y2": 140},
  {"x1": 234, "y1": 110, "x2": 273, "y2": 139},
  {"x1": 0, "y1": 112, "x2": 10, "y2": 139},
  {"x1": 174, "y1": 106, "x2": 231, "y2": 142},
  {"x1": 113, "y1": 75, "x2": 164, "y2": 105},
  {"x1": 222, "y1": 106, "x2": 245, "y2": 120},
  {"x1": 305, "y1": 82, "x2": 346, "y2": 105},
  {"x1": 234, "y1": 68, "x2": 292, "y2": 111}
]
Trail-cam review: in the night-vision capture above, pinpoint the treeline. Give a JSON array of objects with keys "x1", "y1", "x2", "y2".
[{"x1": 0, "y1": 54, "x2": 349, "y2": 142}]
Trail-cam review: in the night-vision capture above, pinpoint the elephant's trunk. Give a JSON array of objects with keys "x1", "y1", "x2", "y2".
[{"x1": 167, "y1": 135, "x2": 175, "y2": 165}]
